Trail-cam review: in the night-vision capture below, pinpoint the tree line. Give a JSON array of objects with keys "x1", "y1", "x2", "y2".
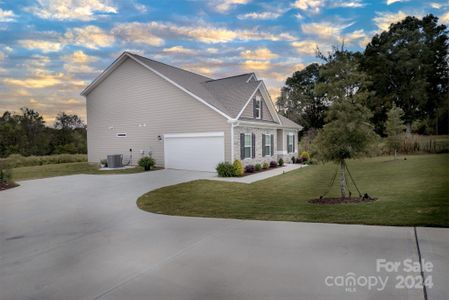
[
  {"x1": 0, "y1": 107, "x2": 86, "y2": 158},
  {"x1": 277, "y1": 15, "x2": 448, "y2": 137}
]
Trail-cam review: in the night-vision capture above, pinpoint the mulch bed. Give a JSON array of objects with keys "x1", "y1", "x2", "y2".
[
  {"x1": 0, "y1": 181, "x2": 19, "y2": 191},
  {"x1": 309, "y1": 195, "x2": 377, "y2": 205},
  {"x1": 241, "y1": 165, "x2": 286, "y2": 177}
]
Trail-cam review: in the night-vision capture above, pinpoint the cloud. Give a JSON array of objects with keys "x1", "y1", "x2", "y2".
[
  {"x1": 430, "y1": 3, "x2": 442, "y2": 9},
  {"x1": 25, "y1": 0, "x2": 117, "y2": 21},
  {"x1": 301, "y1": 21, "x2": 352, "y2": 39},
  {"x1": 240, "y1": 48, "x2": 278, "y2": 60},
  {"x1": 112, "y1": 21, "x2": 295, "y2": 44},
  {"x1": 19, "y1": 40, "x2": 63, "y2": 52},
  {"x1": 212, "y1": 0, "x2": 251, "y2": 13},
  {"x1": 292, "y1": 0, "x2": 324, "y2": 13},
  {"x1": 386, "y1": 0, "x2": 408, "y2": 5},
  {"x1": 373, "y1": 11, "x2": 407, "y2": 31},
  {"x1": 343, "y1": 29, "x2": 369, "y2": 47},
  {"x1": 163, "y1": 46, "x2": 196, "y2": 54},
  {"x1": 241, "y1": 60, "x2": 271, "y2": 70},
  {"x1": 64, "y1": 25, "x2": 115, "y2": 49},
  {"x1": 291, "y1": 40, "x2": 319, "y2": 55},
  {"x1": 237, "y1": 6, "x2": 288, "y2": 20},
  {"x1": 62, "y1": 50, "x2": 98, "y2": 73},
  {"x1": 441, "y1": 12, "x2": 449, "y2": 23},
  {"x1": 332, "y1": 1, "x2": 365, "y2": 8},
  {"x1": 4, "y1": 71, "x2": 65, "y2": 88},
  {"x1": 0, "y1": 7, "x2": 16, "y2": 22},
  {"x1": 0, "y1": 51, "x2": 4, "y2": 61},
  {"x1": 112, "y1": 22, "x2": 164, "y2": 46},
  {"x1": 207, "y1": 48, "x2": 219, "y2": 53}
]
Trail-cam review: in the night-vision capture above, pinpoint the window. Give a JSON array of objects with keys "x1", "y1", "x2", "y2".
[
  {"x1": 287, "y1": 134, "x2": 295, "y2": 153},
  {"x1": 244, "y1": 133, "x2": 252, "y2": 159},
  {"x1": 116, "y1": 133, "x2": 127, "y2": 137},
  {"x1": 264, "y1": 134, "x2": 272, "y2": 156},
  {"x1": 254, "y1": 96, "x2": 261, "y2": 119}
]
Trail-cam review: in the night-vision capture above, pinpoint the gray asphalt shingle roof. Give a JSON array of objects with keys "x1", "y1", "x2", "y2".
[{"x1": 128, "y1": 53, "x2": 301, "y2": 129}]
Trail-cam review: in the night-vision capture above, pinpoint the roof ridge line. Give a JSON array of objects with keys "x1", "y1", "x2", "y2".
[
  {"x1": 205, "y1": 73, "x2": 254, "y2": 82},
  {"x1": 127, "y1": 52, "x2": 213, "y2": 80}
]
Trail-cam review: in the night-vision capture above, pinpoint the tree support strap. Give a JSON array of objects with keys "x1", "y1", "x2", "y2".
[{"x1": 344, "y1": 161, "x2": 362, "y2": 198}]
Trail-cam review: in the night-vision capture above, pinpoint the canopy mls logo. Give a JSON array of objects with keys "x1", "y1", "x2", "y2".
[
  {"x1": 325, "y1": 273, "x2": 388, "y2": 293},
  {"x1": 324, "y1": 258, "x2": 434, "y2": 293}
]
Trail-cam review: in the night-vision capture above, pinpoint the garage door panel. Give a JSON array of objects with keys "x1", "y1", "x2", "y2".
[{"x1": 164, "y1": 133, "x2": 224, "y2": 172}]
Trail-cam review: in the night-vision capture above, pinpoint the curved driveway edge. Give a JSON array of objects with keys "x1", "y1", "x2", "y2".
[{"x1": 0, "y1": 170, "x2": 446, "y2": 299}]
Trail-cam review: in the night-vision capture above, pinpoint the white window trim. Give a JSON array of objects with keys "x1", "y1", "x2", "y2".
[
  {"x1": 264, "y1": 134, "x2": 272, "y2": 157},
  {"x1": 243, "y1": 133, "x2": 252, "y2": 159},
  {"x1": 116, "y1": 132, "x2": 127, "y2": 137},
  {"x1": 287, "y1": 133, "x2": 294, "y2": 153},
  {"x1": 255, "y1": 96, "x2": 262, "y2": 119}
]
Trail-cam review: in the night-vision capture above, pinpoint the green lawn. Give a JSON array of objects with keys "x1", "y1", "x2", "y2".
[
  {"x1": 138, "y1": 154, "x2": 449, "y2": 227},
  {"x1": 11, "y1": 162, "x2": 146, "y2": 181}
]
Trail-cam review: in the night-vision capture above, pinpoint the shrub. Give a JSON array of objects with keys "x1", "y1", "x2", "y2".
[
  {"x1": 100, "y1": 159, "x2": 108, "y2": 167},
  {"x1": 269, "y1": 160, "x2": 278, "y2": 168},
  {"x1": 296, "y1": 157, "x2": 304, "y2": 164},
  {"x1": 0, "y1": 169, "x2": 11, "y2": 183},
  {"x1": 255, "y1": 163, "x2": 262, "y2": 171},
  {"x1": 245, "y1": 164, "x2": 255, "y2": 173},
  {"x1": 262, "y1": 162, "x2": 269, "y2": 169},
  {"x1": 278, "y1": 158, "x2": 284, "y2": 166},
  {"x1": 300, "y1": 151, "x2": 310, "y2": 162},
  {"x1": 291, "y1": 156, "x2": 296, "y2": 164},
  {"x1": 138, "y1": 156, "x2": 155, "y2": 171},
  {"x1": 233, "y1": 160, "x2": 244, "y2": 176},
  {"x1": 216, "y1": 162, "x2": 235, "y2": 177}
]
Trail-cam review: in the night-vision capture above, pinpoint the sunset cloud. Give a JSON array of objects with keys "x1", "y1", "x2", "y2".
[
  {"x1": 163, "y1": 46, "x2": 196, "y2": 54},
  {"x1": 440, "y1": 11, "x2": 449, "y2": 23},
  {"x1": 373, "y1": 11, "x2": 407, "y2": 31},
  {"x1": 212, "y1": 0, "x2": 251, "y2": 13},
  {"x1": 241, "y1": 60, "x2": 271, "y2": 71},
  {"x1": 25, "y1": 0, "x2": 117, "y2": 21},
  {"x1": 4, "y1": 71, "x2": 65, "y2": 88},
  {"x1": 301, "y1": 21, "x2": 352, "y2": 39},
  {"x1": 64, "y1": 25, "x2": 115, "y2": 49},
  {"x1": 19, "y1": 40, "x2": 63, "y2": 52},
  {"x1": 291, "y1": 40, "x2": 319, "y2": 55},
  {"x1": 112, "y1": 22, "x2": 164, "y2": 46},
  {"x1": 293, "y1": 0, "x2": 324, "y2": 13},
  {"x1": 0, "y1": 7, "x2": 16, "y2": 22},
  {"x1": 240, "y1": 48, "x2": 278, "y2": 60},
  {"x1": 62, "y1": 51, "x2": 98, "y2": 73}
]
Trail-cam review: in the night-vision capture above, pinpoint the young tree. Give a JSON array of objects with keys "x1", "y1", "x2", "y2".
[
  {"x1": 314, "y1": 49, "x2": 377, "y2": 198},
  {"x1": 315, "y1": 101, "x2": 377, "y2": 198},
  {"x1": 385, "y1": 106, "x2": 405, "y2": 159}
]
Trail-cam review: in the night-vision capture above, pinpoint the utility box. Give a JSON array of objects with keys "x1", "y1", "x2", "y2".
[{"x1": 107, "y1": 154, "x2": 123, "y2": 168}]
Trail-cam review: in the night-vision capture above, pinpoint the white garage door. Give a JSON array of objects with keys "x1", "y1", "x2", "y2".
[{"x1": 164, "y1": 132, "x2": 225, "y2": 172}]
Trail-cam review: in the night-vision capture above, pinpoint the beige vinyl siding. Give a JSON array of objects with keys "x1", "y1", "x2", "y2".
[
  {"x1": 86, "y1": 57, "x2": 230, "y2": 166},
  {"x1": 240, "y1": 90, "x2": 274, "y2": 121}
]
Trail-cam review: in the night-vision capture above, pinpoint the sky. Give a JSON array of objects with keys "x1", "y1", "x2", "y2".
[{"x1": 0, "y1": 0, "x2": 448, "y2": 124}]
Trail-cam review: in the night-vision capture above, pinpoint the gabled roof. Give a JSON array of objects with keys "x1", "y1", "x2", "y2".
[
  {"x1": 278, "y1": 114, "x2": 302, "y2": 129},
  {"x1": 81, "y1": 52, "x2": 301, "y2": 129}
]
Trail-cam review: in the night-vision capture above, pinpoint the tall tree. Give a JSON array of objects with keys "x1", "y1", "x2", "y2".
[
  {"x1": 17, "y1": 107, "x2": 48, "y2": 155},
  {"x1": 362, "y1": 14, "x2": 448, "y2": 135},
  {"x1": 385, "y1": 105, "x2": 406, "y2": 159},
  {"x1": 276, "y1": 63, "x2": 328, "y2": 133},
  {"x1": 314, "y1": 49, "x2": 377, "y2": 198}
]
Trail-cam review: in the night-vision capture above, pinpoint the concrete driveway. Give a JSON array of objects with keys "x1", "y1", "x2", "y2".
[{"x1": 0, "y1": 170, "x2": 447, "y2": 300}]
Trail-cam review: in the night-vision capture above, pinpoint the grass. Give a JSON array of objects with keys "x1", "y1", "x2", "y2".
[
  {"x1": 138, "y1": 154, "x2": 449, "y2": 227},
  {"x1": 10, "y1": 162, "x2": 146, "y2": 181}
]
